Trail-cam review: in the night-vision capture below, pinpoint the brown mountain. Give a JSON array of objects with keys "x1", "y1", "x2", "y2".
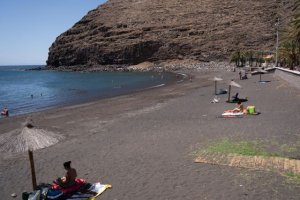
[{"x1": 46, "y1": 0, "x2": 293, "y2": 70}]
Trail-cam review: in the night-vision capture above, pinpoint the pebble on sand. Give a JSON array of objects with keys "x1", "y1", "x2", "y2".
[{"x1": 11, "y1": 193, "x2": 17, "y2": 198}]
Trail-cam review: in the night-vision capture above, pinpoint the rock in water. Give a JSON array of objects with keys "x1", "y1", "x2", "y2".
[{"x1": 47, "y1": 0, "x2": 293, "y2": 70}]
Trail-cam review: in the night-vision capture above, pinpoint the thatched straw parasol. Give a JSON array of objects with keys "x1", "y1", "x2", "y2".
[
  {"x1": 0, "y1": 122, "x2": 64, "y2": 190},
  {"x1": 0, "y1": 124, "x2": 64, "y2": 153}
]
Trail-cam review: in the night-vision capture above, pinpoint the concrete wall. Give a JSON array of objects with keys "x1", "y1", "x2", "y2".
[{"x1": 275, "y1": 67, "x2": 300, "y2": 90}]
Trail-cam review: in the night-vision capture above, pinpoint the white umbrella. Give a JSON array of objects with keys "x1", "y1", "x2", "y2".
[
  {"x1": 229, "y1": 80, "x2": 242, "y2": 88},
  {"x1": 252, "y1": 68, "x2": 268, "y2": 82},
  {"x1": 228, "y1": 80, "x2": 242, "y2": 102},
  {"x1": 210, "y1": 77, "x2": 223, "y2": 94},
  {"x1": 257, "y1": 69, "x2": 267, "y2": 82},
  {"x1": 212, "y1": 77, "x2": 223, "y2": 81},
  {"x1": 257, "y1": 69, "x2": 268, "y2": 73}
]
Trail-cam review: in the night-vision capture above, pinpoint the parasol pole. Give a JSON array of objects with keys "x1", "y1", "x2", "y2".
[
  {"x1": 227, "y1": 85, "x2": 231, "y2": 102},
  {"x1": 259, "y1": 73, "x2": 262, "y2": 82},
  {"x1": 215, "y1": 81, "x2": 217, "y2": 95},
  {"x1": 28, "y1": 149, "x2": 37, "y2": 190}
]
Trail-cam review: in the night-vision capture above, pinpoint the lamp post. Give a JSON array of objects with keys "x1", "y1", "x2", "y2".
[{"x1": 275, "y1": 18, "x2": 279, "y2": 67}]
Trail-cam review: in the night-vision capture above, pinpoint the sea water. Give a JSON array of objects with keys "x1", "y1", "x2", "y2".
[{"x1": 0, "y1": 65, "x2": 176, "y2": 117}]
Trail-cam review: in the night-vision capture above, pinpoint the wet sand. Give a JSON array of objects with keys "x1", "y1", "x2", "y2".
[{"x1": 0, "y1": 69, "x2": 300, "y2": 200}]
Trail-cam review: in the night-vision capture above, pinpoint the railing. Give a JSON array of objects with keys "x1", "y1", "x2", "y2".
[
  {"x1": 274, "y1": 67, "x2": 300, "y2": 90},
  {"x1": 275, "y1": 67, "x2": 300, "y2": 76}
]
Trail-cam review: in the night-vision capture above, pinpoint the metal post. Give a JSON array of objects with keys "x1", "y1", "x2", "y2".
[
  {"x1": 227, "y1": 85, "x2": 231, "y2": 102},
  {"x1": 275, "y1": 18, "x2": 279, "y2": 67},
  {"x1": 260, "y1": 74, "x2": 262, "y2": 82},
  {"x1": 28, "y1": 150, "x2": 37, "y2": 190},
  {"x1": 215, "y1": 81, "x2": 217, "y2": 95}
]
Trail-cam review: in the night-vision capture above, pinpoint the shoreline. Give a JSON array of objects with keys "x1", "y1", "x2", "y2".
[
  {"x1": 2, "y1": 60, "x2": 233, "y2": 118},
  {"x1": 0, "y1": 69, "x2": 218, "y2": 142},
  {"x1": 0, "y1": 71, "x2": 185, "y2": 119},
  {"x1": 31, "y1": 60, "x2": 234, "y2": 72},
  {"x1": 0, "y1": 69, "x2": 211, "y2": 122}
]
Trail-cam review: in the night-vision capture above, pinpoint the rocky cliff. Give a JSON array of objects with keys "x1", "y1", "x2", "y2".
[{"x1": 46, "y1": 0, "x2": 293, "y2": 70}]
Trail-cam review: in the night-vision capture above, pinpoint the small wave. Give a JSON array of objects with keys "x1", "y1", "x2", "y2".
[
  {"x1": 146, "y1": 84, "x2": 165, "y2": 89},
  {"x1": 176, "y1": 73, "x2": 187, "y2": 83},
  {"x1": 178, "y1": 73, "x2": 188, "y2": 78}
]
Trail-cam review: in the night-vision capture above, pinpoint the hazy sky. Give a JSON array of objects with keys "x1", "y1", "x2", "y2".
[{"x1": 0, "y1": 0, "x2": 107, "y2": 66}]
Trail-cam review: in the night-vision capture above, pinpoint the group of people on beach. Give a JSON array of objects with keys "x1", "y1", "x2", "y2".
[
  {"x1": 1, "y1": 93, "x2": 43, "y2": 118},
  {"x1": 1, "y1": 94, "x2": 43, "y2": 118},
  {"x1": 238, "y1": 71, "x2": 248, "y2": 80}
]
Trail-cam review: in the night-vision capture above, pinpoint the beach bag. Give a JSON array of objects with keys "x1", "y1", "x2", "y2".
[{"x1": 247, "y1": 106, "x2": 256, "y2": 114}]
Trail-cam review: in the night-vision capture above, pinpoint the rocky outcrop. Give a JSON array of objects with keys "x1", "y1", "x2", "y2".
[{"x1": 47, "y1": 0, "x2": 293, "y2": 70}]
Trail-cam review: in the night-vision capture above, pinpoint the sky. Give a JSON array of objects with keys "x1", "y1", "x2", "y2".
[{"x1": 0, "y1": 0, "x2": 107, "y2": 66}]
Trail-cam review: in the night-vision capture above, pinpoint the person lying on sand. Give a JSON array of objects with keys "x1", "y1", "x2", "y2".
[
  {"x1": 224, "y1": 101, "x2": 244, "y2": 113},
  {"x1": 56, "y1": 161, "x2": 77, "y2": 188}
]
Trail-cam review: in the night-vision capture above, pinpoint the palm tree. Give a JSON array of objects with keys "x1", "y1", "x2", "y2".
[
  {"x1": 230, "y1": 50, "x2": 241, "y2": 68},
  {"x1": 246, "y1": 50, "x2": 255, "y2": 67},
  {"x1": 254, "y1": 51, "x2": 264, "y2": 67},
  {"x1": 279, "y1": 0, "x2": 300, "y2": 69},
  {"x1": 240, "y1": 50, "x2": 247, "y2": 67},
  {"x1": 230, "y1": 50, "x2": 249, "y2": 68},
  {"x1": 279, "y1": 39, "x2": 298, "y2": 69}
]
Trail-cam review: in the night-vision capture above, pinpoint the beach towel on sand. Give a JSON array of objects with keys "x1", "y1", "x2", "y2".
[
  {"x1": 220, "y1": 112, "x2": 244, "y2": 118},
  {"x1": 222, "y1": 112, "x2": 243, "y2": 116},
  {"x1": 219, "y1": 111, "x2": 260, "y2": 118},
  {"x1": 22, "y1": 180, "x2": 112, "y2": 200}
]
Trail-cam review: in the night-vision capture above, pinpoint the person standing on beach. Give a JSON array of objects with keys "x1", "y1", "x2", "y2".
[
  {"x1": 1, "y1": 107, "x2": 9, "y2": 116},
  {"x1": 56, "y1": 161, "x2": 77, "y2": 188}
]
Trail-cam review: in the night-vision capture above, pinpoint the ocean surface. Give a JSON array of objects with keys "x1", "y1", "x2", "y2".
[{"x1": 0, "y1": 65, "x2": 177, "y2": 117}]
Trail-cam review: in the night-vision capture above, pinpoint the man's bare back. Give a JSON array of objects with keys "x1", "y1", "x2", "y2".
[
  {"x1": 56, "y1": 161, "x2": 77, "y2": 188},
  {"x1": 65, "y1": 168, "x2": 77, "y2": 184}
]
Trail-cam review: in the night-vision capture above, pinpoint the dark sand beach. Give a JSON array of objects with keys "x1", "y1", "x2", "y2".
[{"x1": 0, "y1": 68, "x2": 300, "y2": 199}]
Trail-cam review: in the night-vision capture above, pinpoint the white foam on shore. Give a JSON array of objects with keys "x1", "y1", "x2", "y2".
[
  {"x1": 176, "y1": 73, "x2": 187, "y2": 83},
  {"x1": 146, "y1": 84, "x2": 165, "y2": 89},
  {"x1": 178, "y1": 73, "x2": 188, "y2": 77},
  {"x1": 0, "y1": 127, "x2": 64, "y2": 153}
]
